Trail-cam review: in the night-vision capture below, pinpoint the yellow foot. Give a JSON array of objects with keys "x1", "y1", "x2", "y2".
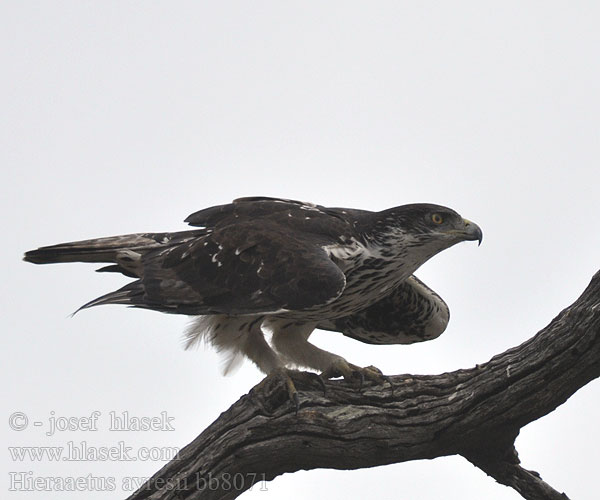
[
  {"x1": 262, "y1": 368, "x2": 325, "y2": 414},
  {"x1": 320, "y1": 359, "x2": 391, "y2": 392}
]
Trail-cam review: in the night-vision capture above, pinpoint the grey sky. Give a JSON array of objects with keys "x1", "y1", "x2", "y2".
[{"x1": 2, "y1": 2, "x2": 599, "y2": 499}]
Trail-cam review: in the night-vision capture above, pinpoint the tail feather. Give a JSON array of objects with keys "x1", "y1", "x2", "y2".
[
  {"x1": 73, "y1": 282, "x2": 144, "y2": 315},
  {"x1": 23, "y1": 229, "x2": 205, "y2": 266},
  {"x1": 95, "y1": 264, "x2": 138, "y2": 278},
  {"x1": 24, "y1": 229, "x2": 206, "y2": 314},
  {"x1": 23, "y1": 233, "x2": 164, "y2": 265}
]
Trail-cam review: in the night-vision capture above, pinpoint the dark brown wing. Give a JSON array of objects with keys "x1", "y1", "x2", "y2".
[
  {"x1": 184, "y1": 197, "x2": 329, "y2": 228},
  {"x1": 80, "y1": 220, "x2": 347, "y2": 315}
]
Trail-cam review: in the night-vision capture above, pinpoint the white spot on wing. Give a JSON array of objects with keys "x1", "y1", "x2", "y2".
[
  {"x1": 300, "y1": 204, "x2": 324, "y2": 213},
  {"x1": 323, "y1": 238, "x2": 367, "y2": 261}
]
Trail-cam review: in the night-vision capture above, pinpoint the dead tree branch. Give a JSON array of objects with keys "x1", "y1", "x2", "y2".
[{"x1": 126, "y1": 270, "x2": 600, "y2": 500}]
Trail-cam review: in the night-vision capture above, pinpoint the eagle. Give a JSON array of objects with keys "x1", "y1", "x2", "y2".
[{"x1": 24, "y1": 197, "x2": 482, "y2": 403}]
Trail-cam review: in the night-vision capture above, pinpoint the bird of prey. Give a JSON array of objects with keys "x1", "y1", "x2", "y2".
[{"x1": 24, "y1": 197, "x2": 482, "y2": 403}]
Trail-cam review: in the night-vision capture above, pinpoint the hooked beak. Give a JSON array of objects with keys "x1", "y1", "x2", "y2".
[{"x1": 461, "y1": 218, "x2": 483, "y2": 246}]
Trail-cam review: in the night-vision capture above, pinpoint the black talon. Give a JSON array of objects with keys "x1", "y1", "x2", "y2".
[
  {"x1": 380, "y1": 374, "x2": 394, "y2": 396},
  {"x1": 307, "y1": 372, "x2": 327, "y2": 395},
  {"x1": 262, "y1": 368, "x2": 334, "y2": 414},
  {"x1": 356, "y1": 370, "x2": 365, "y2": 390}
]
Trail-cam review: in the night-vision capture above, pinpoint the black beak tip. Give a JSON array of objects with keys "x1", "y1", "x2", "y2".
[
  {"x1": 463, "y1": 219, "x2": 483, "y2": 246},
  {"x1": 475, "y1": 228, "x2": 483, "y2": 246}
]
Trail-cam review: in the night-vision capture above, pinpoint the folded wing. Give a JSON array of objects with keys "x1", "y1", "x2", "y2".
[
  {"x1": 317, "y1": 275, "x2": 450, "y2": 345},
  {"x1": 28, "y1": 220, "x2": 347, "y2": 316}
]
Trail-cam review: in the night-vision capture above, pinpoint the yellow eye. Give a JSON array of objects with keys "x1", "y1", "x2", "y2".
[{"x1": 431, "y1": 213, "x2": 444, "y2": 224}]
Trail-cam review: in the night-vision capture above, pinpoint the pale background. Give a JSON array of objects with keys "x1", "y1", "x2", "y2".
[{"x1": 2, "y1": 2, "x2": 599, "y2": 499}]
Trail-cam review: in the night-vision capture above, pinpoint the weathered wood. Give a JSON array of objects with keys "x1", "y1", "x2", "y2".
[
  {"x1": 126, "y1": 270, "x2": 600, "y2": 500},
  {"x1": 466, "y1": 446, "x2": 570, "y2": 500}
]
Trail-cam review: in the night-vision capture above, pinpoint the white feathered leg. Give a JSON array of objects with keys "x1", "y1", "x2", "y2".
[
  {"x1": 268, "y1": 320, "x2": 347, "y2": 372},
  {"x1": 268, "y1": 319, "x2": 387, "y2": 387},
  {"x1": 184, "y1": 315, "x2": 283, "y2": 375}
]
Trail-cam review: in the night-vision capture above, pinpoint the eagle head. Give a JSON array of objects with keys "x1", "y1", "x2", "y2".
[{"x1": 367, "y1": 203, "x2": 482, "y2": 260}]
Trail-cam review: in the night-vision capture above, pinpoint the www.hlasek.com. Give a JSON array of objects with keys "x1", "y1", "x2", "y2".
[
  {"x1": 8, "y1": 440, "x2": 180, "y2": 462},
  {"x1": 9, "y1": 472, "x2": 269, "y2": 493}
]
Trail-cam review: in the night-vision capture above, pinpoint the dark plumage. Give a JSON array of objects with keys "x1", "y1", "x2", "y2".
[{"x1": 24, "y1": 196, "x2": 482, "y2": 381}]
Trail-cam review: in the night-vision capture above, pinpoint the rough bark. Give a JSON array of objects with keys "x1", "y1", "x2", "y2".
[{"x1": 126, "y1": 270, "x2": 600, "y2": 500}]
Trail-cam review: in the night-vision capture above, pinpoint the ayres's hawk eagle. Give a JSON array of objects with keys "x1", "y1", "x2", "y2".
[{"x1": 24, "y1": 197, "x2": 482, "y2": 401}]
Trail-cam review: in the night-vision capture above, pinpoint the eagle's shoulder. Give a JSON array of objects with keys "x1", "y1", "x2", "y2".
[
  {"x1": 184, "y1": 197, "x2": 375, "y2": 245},
  {"x1": 184, "y1": 197, "x2": 325, "y2": 227}
]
